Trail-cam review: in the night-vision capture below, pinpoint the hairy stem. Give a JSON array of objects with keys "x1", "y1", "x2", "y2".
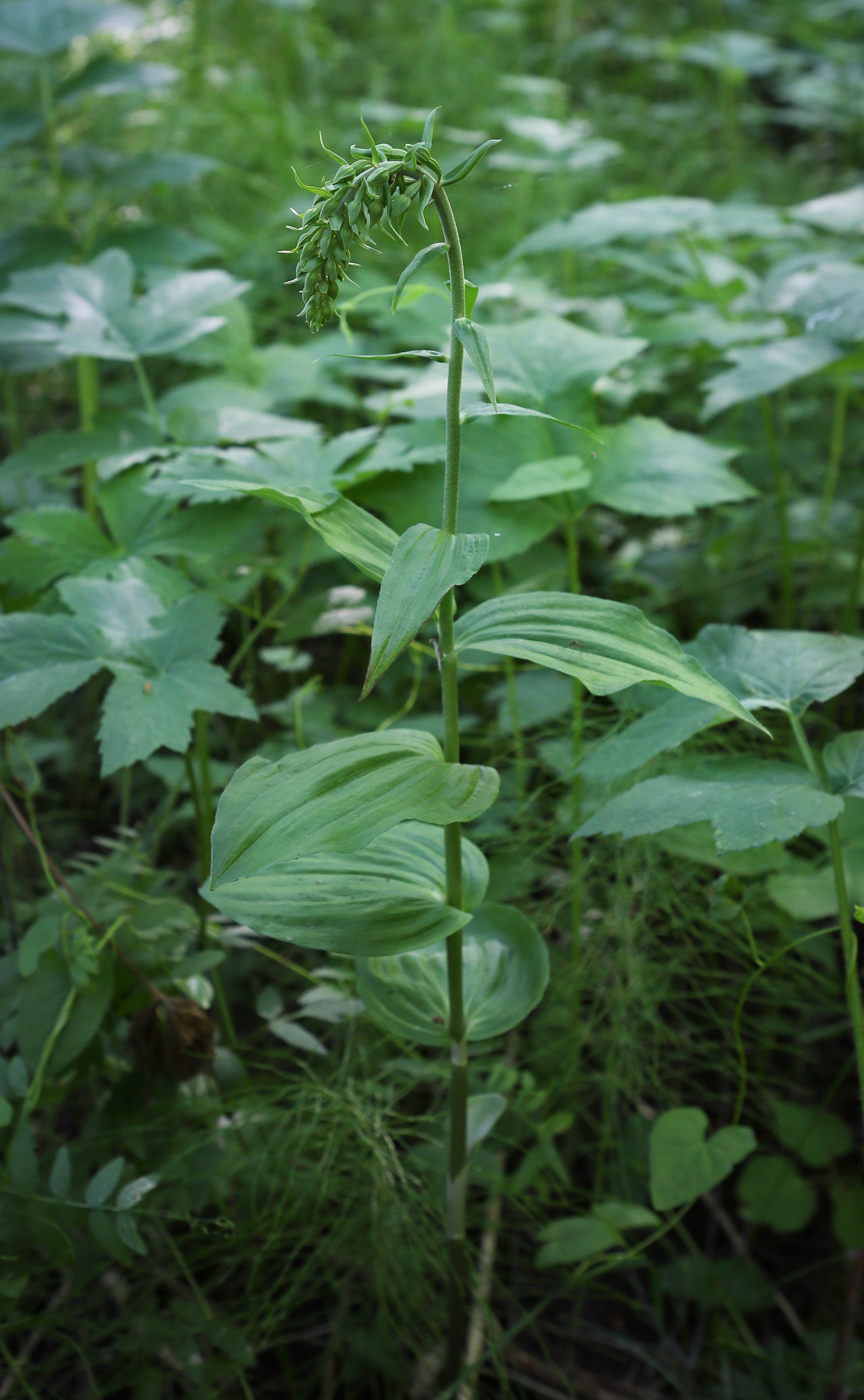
[
  {"x1": 432, "y1": 181, "x2": 469, "y2": 1385},
  {"x1": 761, "y1": 396, "x2": 793, "y2": 628},
  {"x1": 788, "y1": 710, "x2": 864, "y2": 1151}
]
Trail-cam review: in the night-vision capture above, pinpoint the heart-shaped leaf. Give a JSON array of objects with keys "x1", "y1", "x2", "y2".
[
  {"x1": 364, "y1": 523, "x2": 488, "y2": 695},
  {"x1": 650, "y1": 1107, "x2": 756, "y2": 1210},
  {"x1": 356, "y1": 903, "x2": 549, "y2": 1045}
]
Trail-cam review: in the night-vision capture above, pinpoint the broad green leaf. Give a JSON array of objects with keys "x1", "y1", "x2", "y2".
[
  {"x1": 210, "y1": 731, "x2": 499, "y2": 887},
  {"x1": 594, "y1": 1201, "x2": 660, "y2": 1231},
  {"x1": 99, "y1": 660, "x2": 255, "y2": 775},
  {"x1": 737, "y1": 1156, "x2": 817, "y2": 1233},
  {"x1": 17, "y1": 953, "x2": 113, "y2": 1073},
  {"x1": 659, "y1": 1254, "x2": 771, "y2": 1311},
  {"x1": 588, "y1": 417, "x2": 755, "y2": 516},
  {"x1": 0, "y1": 613, "x2": 102, "y2": 727},
  {"x1": 514, "y1": 196, "x2": 717, "y2": 255},
  {"x1": 0, "y1": 108, "x2": 42, "y2": 151},
  {"x1": 650, "y1": 1108, "x2": 756, "y2": 1211},
  {"x1": 701, "y1": 336, "x2": 844, "y2": 419},
  {"x1": 578, "y1": 762, "x2": 844, "y2": 852},
  {"x1": 85, "y1": 1156, "x2": 125, "y2": 1208},
  {"x1": 579, "y1": 695, "x2": 725, "y2": 783},
  {"x1": 688, "y1": 624, "x2": 864, "y2": 715},
  {"x1": 356, "y1": 903, "x2": 549, "y2": 1045},
  {"x1": 452, "y1": 593, "x2": 762, "y2": 726},
  {"x1": 0, "y1": 507, "x2": 116, "y2": 592},
  {"x1": 0, "y1": 312, "x2": 65, "y2": 373},
  {"x1": 206, "y1": 822, "x2": 488, "y2": 957},
  {"x1": 790, "y1": 185, "x2": 864, "y2": 234},
  {"x1": 58, "y1": 57, "x2": 178, "y2": 104},
  {"x1": 392, "y1": 243, "x2": 446, "y2": 313},
  {"x1": 0, "y1": 0, "x2": 136, "y2": 56},
  {"x1": 484, "y1": 315, "x2": 645, "y2": 402},
  {"x1": 441, "y1": 138, "x2": 501, "y2": 185},
  {"x1": 190, "y1": 480, "x2": 397, "y2": 581},
  {"x1": 770, "y1": 1099, "x2": 852, "y2": 1167},
  {"x1": 364, "y1": 524, "x2": 488, "y2": 695},
  {"x1": 489, "y1": 455, "x2": 590, "y2": 502},
  {"x1": 467, "y1": 1093, "x2": 507, "y2": 1153},
  {"x1": 453, "y1": 318, "x2": 496, "y2": 408},
  {"x1": 824, "y1": 732, "x2": 864, "y2": 795}
]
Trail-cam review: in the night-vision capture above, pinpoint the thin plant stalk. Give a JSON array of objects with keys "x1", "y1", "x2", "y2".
[
  {"x1": 761, "y1": 396, "x2": 793, "y2": 628},
  {"x1": 821, "y1": 376, "x2": 849, "y2": 529},
  {"x1": 564, "y1": 494, "x2": 583, "y2": 944},
  {"x1": 788, "y1": 710, "x2": 864, "y2": 1148},
  {"x1": 134, "y1": 358, "x2": 162, "y2": 435},
  {"x1": 38, "y1": 59, "x2": 68, "y2": 229},
  {"x1": 492, "y1": 562, "x2": 526, "y2": 810},
  {"x1": 432, "y1": 181, "x2": 470, "y2": 1385},
  {"x1": 77, "y1": 356, "x2": 100, "y2": 520}
]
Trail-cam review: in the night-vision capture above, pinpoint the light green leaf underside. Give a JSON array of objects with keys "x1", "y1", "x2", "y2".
[
  {"x1": 452, "y1": 593, "x2": 762, "y2": 728},
  {"x1": 588, "y1": 417, "x2": 755, "y2": 516},
  {"x1": 701, "y1": 336, "x2": 844, "y2": 419},
  {"x1": 650, "y1": 1107, "x2": 756, "y2": 1211},
  {"x1": 489, "y1": 455, "x2": 590, "y2": 503},
  {"x1": 688, "y1": 624, "x2": 864, "y2": 715},
  {"x1": 580, "y1": 694, "x2": 725, "y2": 783},
  {"x1": 364, "y1": 523, "x2": 489, "y2": 695},
  {"x1": 206, "y1": 822, "x2": 488, "y2": 957},
  {"x1": 453, "y1": 318, "x2": 496, "y2": 408},
  {"x1": 577, "y1": 762, "x2": 844, "y2": 852},
  {"x1": 209, "y1": 729, "x2": 499, "y2": 888},
  {"x1": 356, "y1": 903, "x2": 549, "y2": 1045},
  {"x1": 186, "y1": 479, "x2": 397, "y2": 581}
]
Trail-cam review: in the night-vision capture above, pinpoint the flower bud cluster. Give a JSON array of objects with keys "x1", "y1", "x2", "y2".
[{"x1": 291, "y1": 140, "x2": 441, "y2": 332}]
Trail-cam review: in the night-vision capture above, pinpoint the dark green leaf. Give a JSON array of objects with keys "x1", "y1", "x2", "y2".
[{"x1": 588, "y1": 417, "x2": 755, "y2": 516}]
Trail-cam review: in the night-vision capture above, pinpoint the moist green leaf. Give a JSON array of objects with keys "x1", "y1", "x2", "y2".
[
  {"x1": 210, "y1": 730, "x2": 499, "y2": 887},
  {"x1": 650, "y1": 1107, "x2": 756, "y2": 1210},
  {"x1": 364, "y1": 523, "x2": 488, "y2": 695},
  {"x1": 206, "y1": 822, "x2": 488, "y2": 957},
  {"x1": 356, "y1": 903, "x2": 549, "y2": 1045},
  {"x1": 452, "y1": 593, "x2": 762, "y2": 726},
  {"x1": 577, "y1": 762, "x2": 844, "y2": 852}
]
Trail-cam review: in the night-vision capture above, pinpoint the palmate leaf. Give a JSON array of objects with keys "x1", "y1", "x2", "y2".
[
  {"x1": 209, "y1": 730, "x2": 499, "y2": 888},
  {"x1": 587, "y1": 417, "x2": 755, "y2": 516},
  {"x1": 577, "y1": 761, "x2": 844, "y2": 852},
  {"x1": 701, "y1": 336, "x2": 845, "y2": 419},
  {"x1": 363, "y1": 523, "x2": 488, "y2": 695},
  {"x1": 824, "y1": 732, "x2": 864, "y2": 796},
  {"x1": 206, "y1": 822, "x2": 488, "y2": 956},
  {"x1": 356, "y1": 904, "x2": 549, "y2": 1045},
  {"x1": 452, "y1": 593, "x2": 762, "y2": 727},
  {"x1": 687, "y1": 624, "x2": 864, "y2": 715}
]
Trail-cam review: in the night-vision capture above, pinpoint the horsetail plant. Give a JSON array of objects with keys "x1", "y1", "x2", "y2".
[{"x1": 205, "y1": 113, "x2": 766, "y2": 1383}]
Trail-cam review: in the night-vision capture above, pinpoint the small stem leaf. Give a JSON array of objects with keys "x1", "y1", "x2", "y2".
[
  {"x1": 84, "y1": 1155, "x2": 125, "y2": 1208},
  {"x1": 364, "y1": 524, "x2": 489, "y2": 696},
  {"x1": 466, "y1": 1093, "x2": 507, "y2": 1153},
  {"x1": 453, "y1": 318, "x2": 496, "y2": 409},
  {"x1": 393, "y1": 243, "x2": 447, "y2": 313},
  {"x1": 359, "y1": 115, "x2": 380, "y2": 164},
  {"x1": 462, "y1": 400, "x2": 604, "y2": 444},
  {"x1": 441, "y1": 139, "x2": 501, "y2": 187},
  {"x1": 445, "y1": 279, "x2": 478, "y2": 315},
  {"x1": 422, "y1": 107, "x2": 440, "y2": 147}
]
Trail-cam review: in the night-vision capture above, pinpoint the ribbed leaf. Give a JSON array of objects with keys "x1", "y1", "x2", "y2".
[
  {"x1": 364, "y1": 523, "x2": 488, "y2": 696},
  {"x1": 356, "y1": 903, "x2": 549, "y2": 1045},
  {"x1": 453, "y1": 318, "x2": 496, "y2": 408},
  {"x1": 452, "y1": 593, "x2": 763, "y2": 727},
  {"x1": 210, "y1": 730, "x2": 499, "y2": 888},
  {"x1": 206, "y1": 822, "x2": 488, "y2": 956},
  {"x1": 392, "y1": 243, "x2": 446, "y2": 313}
]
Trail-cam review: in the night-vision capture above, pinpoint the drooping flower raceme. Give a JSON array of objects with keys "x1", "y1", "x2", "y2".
[{"x1": 289, "y1": 137, "x2": 442, "y2": 332}]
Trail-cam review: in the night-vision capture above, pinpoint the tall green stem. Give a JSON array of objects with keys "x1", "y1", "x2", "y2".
[
  {"x1": 761, "y1": 396, "x2": 793, "y2": 628},
  {"x1": 821, "y1": 376, "x2": 849, "y2": 530},
  {"x1": 842, "y1": 507, "x2": 864, "y2": 637},
  {"x1": 432, "y1": 182, "x2": 469, "y2": 1385},
  {"x1": 788, "y1": 711, "x2": 864, "y2": 1150},
  {"x1": 38, "y1": 60, "x2": 68, "y2": 229},
  {"x1": 565, "y1": 497, "x2": 583, "y2": 946}
]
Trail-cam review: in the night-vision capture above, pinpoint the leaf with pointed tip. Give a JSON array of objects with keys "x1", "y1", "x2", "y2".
[
  {"x1": 463, "y1": 401, "x2": 601, "y2": 441},
  {"x1": 489, "y1": 455, "x2": 590, "y2": 502},
  {"x1": 210, "y1": 730, "x2": 499, "y2": 888},
  {"x1": 85, "y1": 1156, "x2": 125, "y2": 1208},
  {"x1": 207, "y1": 823, "x2": 488, "y2": 957},
  {"x1": 577, "y1": 761, "x2": 844, "y2": 852},
  {"x1": 422, "y1": 107, "x2": 439, "y2": 147},
  {"x1": 588, "y1": 417, "x2": 755, "y2": 516},
  {"x1": 453, "y1": 318, "x2": 496, "y2": 408},
  {"x1": 453, "y1": 593, "x2": 763, "y2": 727},
  {"x1": 485, "y1": 315, "x2": 645, "y2": 402},
  {"x1": 393, "y1": 243, "x2": 447, "y2": 313},
  {"x1": 701, "y1": 336, "x2": 844, "y2": 419},
  {"x1": 441, "y1": 138, "x2": 501, "y2": 186},
  {"x1": 687, "y1": 624, "x2": 864, "y2": 715},
  {"x1": 356, "y1": 903, "x2": 549, "y2": 1045},
  {"x1": 364, "y1": 523, "x2": 488, "y2": 695}
]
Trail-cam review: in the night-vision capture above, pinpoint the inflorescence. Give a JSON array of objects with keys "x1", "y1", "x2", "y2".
[{"x1": 287, "y1": 133, "x2": 442, "y2": 332}]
